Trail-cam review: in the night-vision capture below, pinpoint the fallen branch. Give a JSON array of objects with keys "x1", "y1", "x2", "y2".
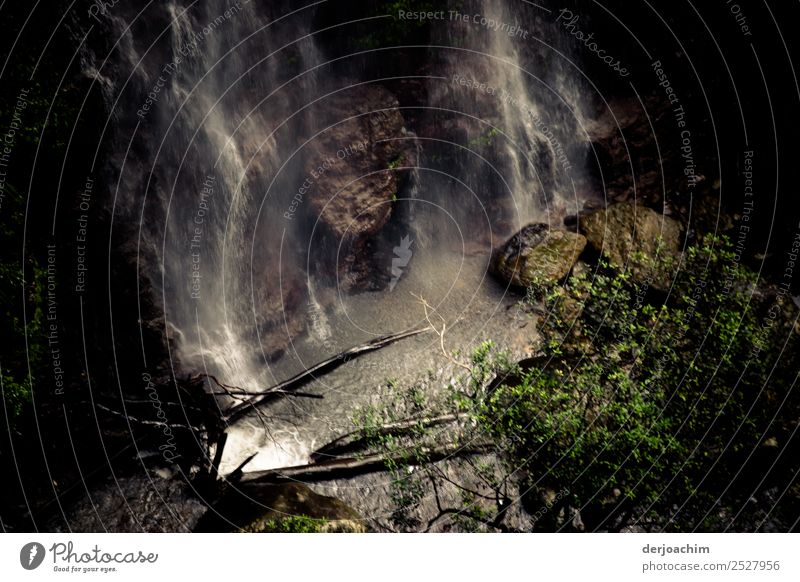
[
  {"x1": 209, "y1": 432, "x2": 227, "y2": 479},
  {"x1": 310, "y1": 413, "x2": 460, "y2": 462},
  {"x1": 210, "y1": 388, "x2": 323, "y2": 400},
  {"x1": 95, "y1": 403, "x2": 204, "y2": 432},
  {"x1": 222, "y1": 326, "x2": 430, "y2": 424},
  {"x1": 238, "y1": 442, "x2": 494, "y2": 484}
]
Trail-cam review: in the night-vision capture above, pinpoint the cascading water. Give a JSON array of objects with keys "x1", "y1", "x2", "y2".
[
  {"x1": 98, "y1": 0, "x2": 593, "y2": 471},
  {"x1": 424, "y1": 0, "x2": 592, "y2": 238},
  {"x1": 107, "y1": 0, "x2": 326, "y2": 390}
]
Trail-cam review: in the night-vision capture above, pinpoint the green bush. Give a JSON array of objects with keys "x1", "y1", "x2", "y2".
[
  {"x1": 358, "y1": 236, "x2": 798, "y2": 531},
  {"x1": 0, "y1": 3, "x2": 84, "y2": 428},
  {"x1": 468, "y1": 236, "x2": 796, "y2": 530},
  {"x1": 0, "y1": 183, "x2": 46, "y2": 424},
  {"x1": 244, "y1": 514, "x2": 328, "y2": 533}
]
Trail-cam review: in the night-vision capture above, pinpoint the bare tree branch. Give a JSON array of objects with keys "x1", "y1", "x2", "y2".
[
  {"x1": 237, "y1": 443, "x2": 494, "y2": 485},
  {"x1": 310, "y1": 413, "x2": 460, "y2": 462},
  {"x1": 412, "y1": 293, "x2": 472, "y2": 373},
  {"x1": 222, "y1": 326, "x2": 431, "y2": 424}
]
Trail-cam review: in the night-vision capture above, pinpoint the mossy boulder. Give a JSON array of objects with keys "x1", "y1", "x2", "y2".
[
  {"x1": 579, "y1": 202, "x2": 682, "y2": 290},
  {"x1": 493, "y1": 224, "x2": 587, "y2": 288},
  {"x1": 194, "y1": 482, "x2": 366, "y2": 533}
]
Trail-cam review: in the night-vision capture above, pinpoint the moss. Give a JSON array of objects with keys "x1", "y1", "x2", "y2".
[
  {"x1": 242, "y1": 515, "x2": 327, "y2": 533},
  {"x1": 495, "y1": 230, "x2": 587, "y2": 287}
]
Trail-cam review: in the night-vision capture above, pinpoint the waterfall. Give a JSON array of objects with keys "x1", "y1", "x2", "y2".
[
  {"x1": 93, "y1": 0, "x2": 593, "y2": 470},
  {"x1": 103, "y1": 0, "x2": 326, "y2": 389},
  {"x1": 424, "y1": 0, "x2": 591, "y2": 238}
]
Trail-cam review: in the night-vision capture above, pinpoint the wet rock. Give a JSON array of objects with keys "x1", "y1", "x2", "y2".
[
  {"x1": 586, "y1": 96, "x2": 678, "y2": 205},
  {"x1": 305, "y1": 84, "x2": 416, "y2": 292},
  {"x1": 586, "y1": 98, "x2": 736, "y2": 246},
  {"x1": 49, "y1": 475, "x2": 207, "y2": 532},
  {"x1": 579, "y1": 202, "x2": 683, "y2": 290},
  {"x1": 681, "y1": 189, "x2": 736, "y2": 237},
  {"x1": 194, "y1": 481, "x2": 366, "y2": 533},
  {"x1": 254, "y1": 270, "x2": 308, "y2": 361},
  {"x1": 492, "y1": 223, "x2": 587, "y2": 287}
]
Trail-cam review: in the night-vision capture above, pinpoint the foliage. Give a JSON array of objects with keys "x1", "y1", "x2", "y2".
[
  {"x1": 387, "y1": 153, "x2": 404, "y2": 170},
  {"x1": 0, "y1": 183, "x2": 46, "y2": 424},
  {"x1": 359, "y1": 236, "x2": 798, "y2": 531},
  {"x1": 0, "y1": 2, "x2": 87, "y2": 427},
  {"x1": 352, "y1": 360, "x2": 521, "y2": 532},
  {"x1": 468, "y1": 127, "x2": 500, "y2": 149},
  {"x1": 468, "y1": 235, "x2": 797, "y2": 530},
  {"x1": 244, "y1": 515, "x2": 328, "y2": 533},
  {"x1": 353, "y1": 380, "x2": 431, "y2": 530}
]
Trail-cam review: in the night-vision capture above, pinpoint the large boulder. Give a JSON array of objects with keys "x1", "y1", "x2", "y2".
[
  {"x1": 579, "y1": 202, "x2": 682, "y2": 290},
  {"x1": 254, "y1": 270, "x2": 308, "y2": 362},
  {"x1": 493, "y1": 224, "x2": 587, "y2": 287},
  {"x1": 304, "y1": 85, "x2": 416, "y2": 291},
  {"x1": 194, "y1": 481, "x2": 366, "y2": 533}
]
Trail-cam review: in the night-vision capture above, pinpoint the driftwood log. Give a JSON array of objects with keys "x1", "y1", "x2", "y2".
[
  {"x1": 238, "y1": 443, "x2": 494, "y2": 484},
  {"x1": 220, "y1": 326, "x2": 431, "y2": 424},
  {"x1": 195, "y1": 326, "x2": 451, "y2": 493}
]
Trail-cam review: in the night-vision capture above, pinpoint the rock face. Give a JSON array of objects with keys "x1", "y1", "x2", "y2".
[
  {"x1": 586, "y1": 98, "x2": 661, "y2": 204},
  {"x1": 493, "y1": 224, "x2": 587, "y2": 287},
  {"x1": 49, "y1": 475, "x2": 207, "y2": 532},
  {"x1": 305, "y1": 84, "x2": 416, "y2": 291},
  {"x1": 254, "y1": 271, "x2": 308, "y2": 362},
  {"x1": 579, "y1": 202, "x2": 683, "y2": 290},
  {"x1": 586, "y1": 96, "x2": 689, "y2": 206}
]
